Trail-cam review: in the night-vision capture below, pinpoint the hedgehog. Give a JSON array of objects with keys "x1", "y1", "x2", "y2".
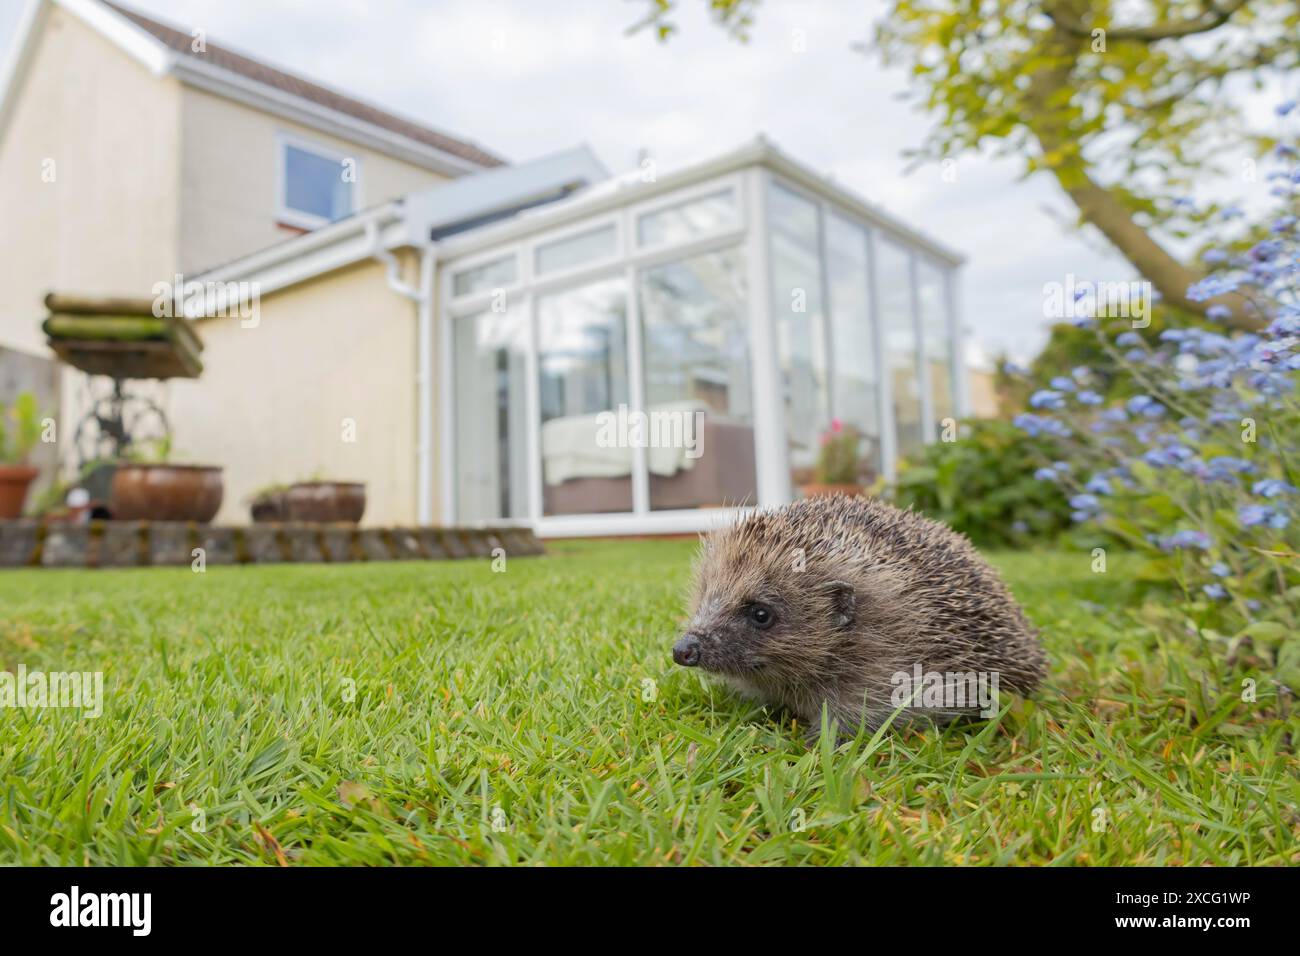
[{"x1": 671, "y1": 494, "x2": 1047, "y2": 735}]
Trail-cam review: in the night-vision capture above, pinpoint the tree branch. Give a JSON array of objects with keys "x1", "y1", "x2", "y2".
[{"x1": 1044, "y1": 0, "x2": 1251, "y2": 42}]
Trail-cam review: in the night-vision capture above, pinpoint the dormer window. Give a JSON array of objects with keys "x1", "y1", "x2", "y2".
[{"x1": 276, "y1": 133, "x2": 357, "y2": 229}]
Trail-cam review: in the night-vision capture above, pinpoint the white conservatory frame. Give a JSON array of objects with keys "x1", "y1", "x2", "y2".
[{"x1": 436, "y1": 140, "x2": 968, "y2": 538}]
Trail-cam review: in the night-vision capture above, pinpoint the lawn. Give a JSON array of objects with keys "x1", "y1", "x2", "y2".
[{"x1": 0, "y1": 540, "x2": 1295, "y2": 865}]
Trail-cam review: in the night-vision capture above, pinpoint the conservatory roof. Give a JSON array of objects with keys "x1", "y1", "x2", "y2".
[
  {"x1": 189, "y1": 137, "x2": 963, "y2": 309},
  {"x1": 434, "y1": 136, "x2": 966, "y2": 268}
]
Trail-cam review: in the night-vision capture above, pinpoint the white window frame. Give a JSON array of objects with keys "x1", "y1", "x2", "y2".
[
  {"x1": 447, "y1": 247, "x2": 523, "y2": 306},
  {"x1": 528, "y1": 215, "x2": 622, "y2": 285},
  {"x1": 630, "y1": 174, "x2": 745, "y2": 252},
  {"x1": 275, "y1": 131, "x2": 361, "y2": 230}
]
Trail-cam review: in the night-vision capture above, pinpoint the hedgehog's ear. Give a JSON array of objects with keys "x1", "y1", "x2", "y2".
[{"x1": 821, "y1": 580, "x2": 855, "y2": 629}]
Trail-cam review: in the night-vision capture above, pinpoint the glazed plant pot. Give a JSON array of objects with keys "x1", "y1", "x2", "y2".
[
  {"x1": 110, "y1": 464, "x2": 224, "y2": 522},
  {"x1": 285, "y1": 481, "x2": 366, "y2": 523},
  {"x1": 0, "y1": 465, "x2": 38, "y2": 519}
]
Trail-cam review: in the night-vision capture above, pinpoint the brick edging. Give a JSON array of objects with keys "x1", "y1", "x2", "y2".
[{"x1": 0, "y1": 520, "x2": 544, "y2": 569}]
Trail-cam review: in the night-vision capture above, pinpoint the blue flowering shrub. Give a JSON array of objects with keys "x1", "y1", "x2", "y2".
[{"x1": 1010, "y1": 132, "x2": 1300, "y2": 686}]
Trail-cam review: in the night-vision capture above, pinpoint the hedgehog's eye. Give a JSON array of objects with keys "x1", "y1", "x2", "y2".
[{"x1": 746, "y1": 604, "x2": 776, "y2": 630}]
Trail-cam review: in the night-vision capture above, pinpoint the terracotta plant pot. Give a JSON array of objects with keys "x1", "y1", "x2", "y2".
[
  {"x1": 110, "y1": 464, "x2": 224, "y2": 522},
  {"x1": 284, "y1": 481, "x2": 366, "y2": 523},
  {"x1": 801, "y1": 482, "x2": 862, "y2": 498},
  {"x1": 0, "y1": 465, "x2": 38, "y2": 519}
]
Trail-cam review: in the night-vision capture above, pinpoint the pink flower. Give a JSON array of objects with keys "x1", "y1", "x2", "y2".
[{"x1": 830, "y1": 418, "x2": 843, "y2": 433}]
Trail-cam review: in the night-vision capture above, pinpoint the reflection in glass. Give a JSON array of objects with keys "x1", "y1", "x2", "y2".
[
  {"x1": 917, "y1": 260, "x2": 954, "y2": 434},
  {"x1": 823, "y1": 213, "x2": 882, "y2": 483},
  {"x1": 768, "y1": 181, "x2": 830, "y2": 488},
  {"x1": 637, "y1": 190, "x2": 737, "y2": 248},
  {"x1": 452, "y1": 255, "x2": 516, "y2": 298},
  {"x1": 876, "y1": 237, "x2": 924, "y2": 461},
  {"x1": 537, "y1": 278, "x2": 632, "y2": 515},
  {"x1": 638, "y1": 247, "x2": 757, "y2": 510},
  {"x1": 535, "y1": 224, "x2": 617, "y2": 275},
  {"x1": 454, "y1": 305, "x2": 528, "y2": 521}
]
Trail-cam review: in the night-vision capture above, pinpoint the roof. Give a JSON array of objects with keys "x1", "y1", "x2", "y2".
[
  {"x1": 186, "y1": 145, "x2": 612, "y2": 310},
  {"x1": 187, "y1": 139, "x2": 963, "y2": 312},
  {"x1": 0, "y1": 0, "x2": 505, "y2": 175},
  {"x1": 434, "y1": 136, "x2": 967, "y2": 267},
  {"x1": 101, "y1": 1, "x2": 503, "y2": 170}
]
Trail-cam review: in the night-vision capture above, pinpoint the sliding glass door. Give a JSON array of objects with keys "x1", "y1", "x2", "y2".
[
  {"x1": 638, "y1": 247, "x2": 757, "y2": 510},
  {"x1": 453, "y1": 306, "x2": 529, "y2": 521},
  {"x1": 535, "y1": 277, "x2": 632, "y2": 516}
]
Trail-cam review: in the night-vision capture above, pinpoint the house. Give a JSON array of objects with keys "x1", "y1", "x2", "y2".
[
  {"x1": 0, "y1": 0, "x2": 501, "y2": 499},
  {"x1": 0, "y1": 0, "x2": 969, "y2": 536}
]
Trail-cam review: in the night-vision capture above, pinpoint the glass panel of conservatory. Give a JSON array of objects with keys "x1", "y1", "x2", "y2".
[
  {"x1": 454, "y1": 305, "x2": 529, "y2": 521},
  {"x1": 453, "y1": 255, "x2": 516, "y2": 298},
  {"x1": 537, "y1": 277, "x2": 632, "y2": 515},
  {"x1": 535, "y1": 223, "x2": 617, "y2": 275},
  {"x1": 917, "y1": 259, "x2": 954, "y2": 434},
  {"x1": 876, "y1": 237, "x2": 924, "y2": 461},
  {"x1": 637, "y1": 189, "x2": 737, "y2": 249},
  {"x1": 824, "y1": 212, "x2": 881, "y2": 484},
  {"x1": 638, "y1": 246, "x2": 757, "y2": 510},
  {"x1": 768, "y1": 180, "x2": 830, "y2": 492}
]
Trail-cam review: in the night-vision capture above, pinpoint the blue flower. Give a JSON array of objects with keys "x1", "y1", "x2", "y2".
[
  {"x1": 1076, "y1": 390, "x2": 1103, "y2": 405},
  {"x1": 1206, "y1": 304, "x2": 1232, "y2": 322},
  {"x1": 1084, "y1": 475, "x2": 1111, "y2": 495},
  {"x1": 1115, "y1": 331, "x2": 1142, "y2": 347},
  {"x1": 1029, "y1": 389, "x2": 1067, "y2": 410},
  {"x1": 1034, "y1": 467, "x2": 1059, "y2": 482},
  {"x1": 1162, "y1": 529, "x2": 1211, "y2": 550},
  {"x1": 1209, "y1": 562, "x2": 1231, "y2": 578},
  {"x1": 1252, "y1": 479, "x2": 1296, "y2": 498},
  {"x1": 1277, "y1": 100, "x2": 1297, "y2": 117},
  {"x1": 1187, "y1": 275, "x2": 1240, "y2": 302},
  {"x1": 1049, "y1": 376, "x2": 1076, "y2": 392},
  {"x1": 1202, "y1": 583, "x2": 1227, "y2": 601},
  {"x1": 1125, "y1": 395, "x2": 1165, "y2": 418},
  {"x1": 1069, "y1": 494, "x2": 1100, "y2": 513},
  {"x1": 1239, "y1": 504, "x2": 1289, "y2": 529}
]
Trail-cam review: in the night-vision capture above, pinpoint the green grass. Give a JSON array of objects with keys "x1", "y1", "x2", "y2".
[{"x1": 0, "y1": 540, "x2": 1296, "y2": 865}]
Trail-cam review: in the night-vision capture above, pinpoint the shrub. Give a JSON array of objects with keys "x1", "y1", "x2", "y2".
[
  {"x1": 891, "y1": 418, "x2": 1075, "y2": 547},
  {"x1": 1008, "y1": 126, "x2": 1300, "y2": 686}
]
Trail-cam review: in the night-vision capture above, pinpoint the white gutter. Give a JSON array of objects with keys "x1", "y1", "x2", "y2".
[{"x1": 366, "y1": 221, "x2": 438, "y2": 525}]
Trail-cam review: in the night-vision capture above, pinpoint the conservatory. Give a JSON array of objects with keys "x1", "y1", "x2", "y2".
[{"x1": 436, "y1": 139, "x2": 967, "y2": 537}]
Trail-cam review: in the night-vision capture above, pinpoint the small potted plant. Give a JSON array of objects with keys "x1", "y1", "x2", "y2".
[
  {"x1": 0, "y1": 392, "x2": 43, "y2": 519},
  {"x1": 248, "y1": 482, "x2": 290, "y2": 523},
  {"x1": 803, "y1": 419, "x2": 863, "y2": 498},
  {"x1": 109, "y1": 435, "x2": 225, "y2": 522},
  {"x1": 284, "y1": 476, "x2": 366, "y2": 523}
]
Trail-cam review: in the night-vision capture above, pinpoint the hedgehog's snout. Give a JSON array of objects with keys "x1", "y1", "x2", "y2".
[{"x1": 672, "y1": 633, "x2": 702, "y2": 667}]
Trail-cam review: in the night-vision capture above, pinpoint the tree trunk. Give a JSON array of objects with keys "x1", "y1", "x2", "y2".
[{"x1": 1025, "y1": 4, "x2": 1261, "y2": 330}]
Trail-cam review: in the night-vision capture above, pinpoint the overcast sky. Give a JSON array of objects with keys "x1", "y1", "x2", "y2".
[{"x1": 0, "y1": 0, "x2": 1282, "y2": 361}]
